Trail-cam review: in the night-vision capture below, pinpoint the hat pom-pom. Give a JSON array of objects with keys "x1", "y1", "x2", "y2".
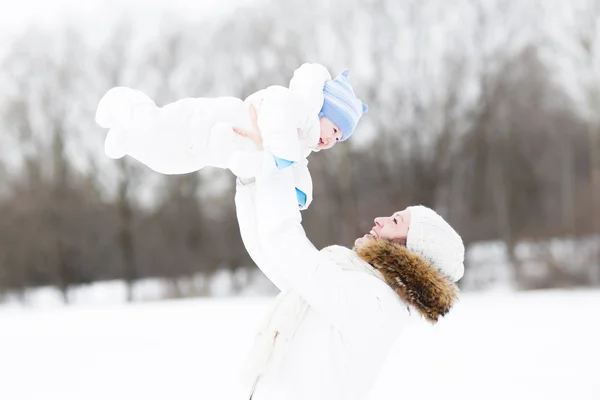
[{"x1": 362, "y1": 103, "x2": 368, "y2": 113}]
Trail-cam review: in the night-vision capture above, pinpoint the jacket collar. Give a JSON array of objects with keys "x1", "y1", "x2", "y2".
[{"x1": 355, "y1": 238, "x2": 459, "y2": 323}]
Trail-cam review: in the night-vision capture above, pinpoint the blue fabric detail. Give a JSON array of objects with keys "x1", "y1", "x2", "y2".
[
  {"x1": 295, "y1": 188, "x2": 307, "y2": 208},
  {"x1": 273, "y1": 156, "x2": 296, "y2": 169},
  {"x1": 320, "y1": 69, "x2": 367, "y2": 141}
]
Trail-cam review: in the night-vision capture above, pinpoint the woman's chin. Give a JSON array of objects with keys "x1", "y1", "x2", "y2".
[{"x1": 354, "y1": 234, "x2": 374, "y2": 249}]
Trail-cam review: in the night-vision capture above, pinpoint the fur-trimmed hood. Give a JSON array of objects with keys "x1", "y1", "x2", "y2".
[{"x1": 356, "y1": 238, "x2": 459, "y2": 323}]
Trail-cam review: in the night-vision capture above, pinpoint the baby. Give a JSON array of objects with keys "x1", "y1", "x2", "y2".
[{"x1": 95, "y1": 63, "x2": 367, "y2": 209}]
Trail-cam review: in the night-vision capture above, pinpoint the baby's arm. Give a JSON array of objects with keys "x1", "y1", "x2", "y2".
[
  {"x1": 233, "y1": 106, "x2": 314, "y2": 210},
  {"x1": 254, "y1": 86, "x2": 306, "y2": 163},
  {"x1": 289, "y1": 63, "x2": 332, "y2": 116}
]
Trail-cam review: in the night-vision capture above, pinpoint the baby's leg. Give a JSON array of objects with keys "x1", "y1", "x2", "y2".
[
  {"x1": 96, "y1": 88, "x2": 252, "y2": 175},
  {"x1": 96, "y1": 87, "x2": 155, "y2": 130},
  {"x1": 126, "y1": 97, "x2": 213, "y2": 174},
  {"x1": 198, "y1": 97, "x2": 257, "y2": 171},
  {"x1": 97, "y1": 87, "x2": 156, "y2": 160}
]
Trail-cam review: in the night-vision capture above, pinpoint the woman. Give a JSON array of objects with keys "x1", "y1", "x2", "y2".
[{"x1": 234, "y1": 117, "x2": 464, "y2": 400}]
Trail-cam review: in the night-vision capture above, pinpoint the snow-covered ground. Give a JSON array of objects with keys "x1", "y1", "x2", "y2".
[{"x1": 1, "y1": 290, "x2": 598, "y2": 400}]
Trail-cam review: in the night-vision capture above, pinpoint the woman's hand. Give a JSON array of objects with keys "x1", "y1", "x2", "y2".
[{"x1": 233, "y1": 104, "x2": 263, "y2": 148}]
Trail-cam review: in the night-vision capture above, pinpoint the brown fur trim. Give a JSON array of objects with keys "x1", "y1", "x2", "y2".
[{"x1": 356, "y1": 238, "x2": 459, "y2": 323}]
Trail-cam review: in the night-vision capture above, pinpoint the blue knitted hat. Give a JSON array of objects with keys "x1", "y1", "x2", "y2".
[{"x1": 319, "y1": 69, "x2": 368, "y2": 141}]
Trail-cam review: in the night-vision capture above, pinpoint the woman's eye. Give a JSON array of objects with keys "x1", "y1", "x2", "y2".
[{"x1": 393, "y1": 218, "x2": 398, "y2": 224}]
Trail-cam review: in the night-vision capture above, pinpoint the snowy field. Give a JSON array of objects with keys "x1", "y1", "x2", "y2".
[{"x1": 1, "y1": 290, "x2": 599, "y2": 400}]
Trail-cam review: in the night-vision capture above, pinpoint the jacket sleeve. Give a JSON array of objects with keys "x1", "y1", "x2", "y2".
[
  {"x1": 288, "y1": 63, "x2": 331, "y2": 117},
  {"x1": 253, "y1": 157, "x2": 392, "y2": 333},
  {"x1": 234, "y1": 177, "x2": 292, "y2": 292}
]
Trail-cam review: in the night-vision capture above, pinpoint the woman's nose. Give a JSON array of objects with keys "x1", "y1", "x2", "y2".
[{"x1": 374, "y1": 217, "x2": 383, "y2": 227}]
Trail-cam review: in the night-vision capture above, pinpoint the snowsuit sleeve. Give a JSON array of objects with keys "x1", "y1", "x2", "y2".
[
  {"x1": 291, "y1": 159, "x2": 313, "y2": 211},
  {"x1": 288, "y1": 63, "x2": 331, "y2": 117},
  {"x1": 255, "y1": 86, "x2": 306, "y2": 163},
  {"x1": 250, "y1": 155, "x2": 391, "y2": 333}
]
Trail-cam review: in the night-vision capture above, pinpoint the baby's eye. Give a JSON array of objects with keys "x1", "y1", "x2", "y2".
[{"x1": 333, "y1": 128, "x2": 338, "y2": 133}]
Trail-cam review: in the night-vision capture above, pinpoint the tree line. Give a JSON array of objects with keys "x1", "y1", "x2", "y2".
[{"x1": 0, "y1": 0, "x2": 599, "y2": 302}]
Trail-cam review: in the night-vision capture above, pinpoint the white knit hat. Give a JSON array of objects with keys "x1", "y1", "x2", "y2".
[{"x1": 406, "y1": 206, "x2": 465, "y2": 282}]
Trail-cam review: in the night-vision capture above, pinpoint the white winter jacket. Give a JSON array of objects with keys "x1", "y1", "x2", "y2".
[{"x1": 235, "y1": 158, "x2": 459, "y2": 400}]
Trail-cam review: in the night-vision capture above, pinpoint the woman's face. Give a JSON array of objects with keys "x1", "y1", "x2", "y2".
[{"x1": 354, "y1": 209, "x2": 411, "y2": 248}]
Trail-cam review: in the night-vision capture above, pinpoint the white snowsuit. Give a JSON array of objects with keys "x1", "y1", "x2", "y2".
[{"x1": 95, "y1": 63, "x2": 332, "y2": 209}]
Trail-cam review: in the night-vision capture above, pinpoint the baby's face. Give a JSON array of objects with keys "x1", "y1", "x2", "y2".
[{"x1": 318, "y1": 117, "x2": 343, "y2": 150}]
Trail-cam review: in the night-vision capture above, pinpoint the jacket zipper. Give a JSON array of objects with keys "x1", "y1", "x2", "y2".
[{"x1": 248, "y1": 329, "x2": 281, "y2": 399}]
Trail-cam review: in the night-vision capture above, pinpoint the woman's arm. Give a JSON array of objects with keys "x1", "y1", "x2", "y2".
[
  {"x1": 234, "y1": 177, "x2": 292, "y2": 292},
  {"x1": 233, "y1": 109, "x2": 392, "y2": 334},
  {"x1": 252, "y1": 160, "x2": 391, "y2": 333}
]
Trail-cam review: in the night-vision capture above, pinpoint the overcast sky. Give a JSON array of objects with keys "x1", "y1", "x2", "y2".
[{"x1": 0, "y1": 0, "x2": 256, "y2": 38}]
